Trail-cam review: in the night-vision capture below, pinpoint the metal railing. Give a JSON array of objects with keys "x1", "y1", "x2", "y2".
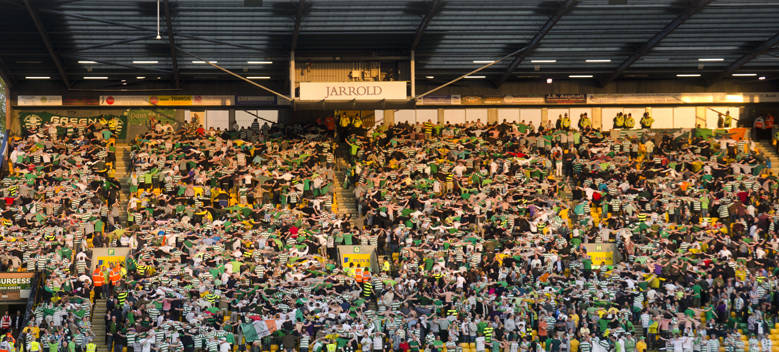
[{"x1": 19, "y1": 271, "x2": 41, "y2": 338}]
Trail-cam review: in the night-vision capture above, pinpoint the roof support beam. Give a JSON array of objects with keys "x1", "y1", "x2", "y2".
[
  {"x1": 600, "y1": 0, "x2": 711, "y2": 86},
  {"x1": 290, "y1": 0, "x2": 306, "y2": 51},
  {"x1": 163, "y1": 0, "x2": 180, "y2": 89},
  {"x1": 411, "y1": 0, "x2": 444, "y2": 51},
  {"x1": 73, "y1": 35, "x2": 155, "y2": 52},
  {"x1": 40, "y1": 8, "x2": 268, "y2": 54},
  {"x1": 23, "y1": 0, "x2": 71, "y2": 88},
  {"x1": 711, "y1": 32, "x2": 779, "y2": 83},
  {"x1": 496, "y1": 0, "x2": 577, "y2": 86}
]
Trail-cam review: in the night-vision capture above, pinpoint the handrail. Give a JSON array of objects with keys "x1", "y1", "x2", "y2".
[{"x1": 20, "y1": 271, "x2": 41, "y2": 337}]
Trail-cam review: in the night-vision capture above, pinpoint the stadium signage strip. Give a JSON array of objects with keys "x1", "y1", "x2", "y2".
[
  {"x1": 17, "y1": 95, "x2": 62, "y2": 106},
  {"x1": 299, "y1": 82, "x2": 407, "y2": 101},
  {"x1": 99, "y1": 95, "x2": 235, "y2": 106}
]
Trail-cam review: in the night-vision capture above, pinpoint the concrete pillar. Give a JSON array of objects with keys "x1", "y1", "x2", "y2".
[
  {"x1": 228, "y1": 109, "x2": 236, "y2": 131},
  {"x1": 487, "y1": 108, "x2": 498, "y2": 124},
  {"x1": 4, "y1": 86, "x2": 9, "y2": 134},
  {"x1": 695, "y1": 106, "x2": 707, "y2": 128},
  {"x1": 437, "y1": 108, "x2": 444, "y2": 124},
  {"x1": 289, "y1": 51, "x2": 296, "y2": 99},
  {"x1": 592, "y1": 107, "x2": 602, "y2": 130},
  {"x1": 383, "y1": 110, "x2": 395, "y2": 128}
]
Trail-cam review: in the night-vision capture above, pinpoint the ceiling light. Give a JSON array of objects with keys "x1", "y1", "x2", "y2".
[
  {"x1": 464, "y1": 75, "x2": 486, "y2": 79},
  {"x1": 132, "y1": 60, "x2": 159, "y2": 64},
  {"x1": 136, "y1": 76, "x2": 146, "y2": 79},
  {"x1": 25, "y1": 76, "x2": 50, "y2": 80},
  {"x1": 83, "y1": 76, "x2": 108, "y2": 80},
  {"x1": 425, "y1": 76, "x2": 434, "y2": 79},
  {"x1": 759, "y1": 76, "x2": 766, "y2": 80},
  {"x1": 531, "y1": 59, "x2": 556, "y2": 63},
  {"x1": 246, "y1": 76, "x2": 271, "y2": 80},
  {"x1": 585, "y1": 59, "x2": 611, "y2": 63},
  {"x1": 247, "y1": 61, "x2": 273, "y2": 64},
  {"x1": 78, "y1": 60, "x2": 97, "y2": 64},
  {"x1": 546, "y1": 78, "x2": 553, "y2": 84},
  {"x1": 732, "y1": 73, "x2": 757, "y2": 77},
  {"x1": 698, "y1": 58, "x2": 724, "y2": 62},
  {"x1": 473, "y1": 60, "x2": 495, "y2": 64},
  {"x1": 676, "y1": 74, "x2": 701, "y2": 77},
  {"x1": 192, "y1": 60, "x2": 217, "y2": 64},
  {"x1": 569, "y1": 74, "x2": 593, "y2": 78}
]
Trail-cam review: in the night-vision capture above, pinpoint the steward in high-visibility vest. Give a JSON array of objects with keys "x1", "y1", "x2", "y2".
[
  {"x1": 109, "y1": 266, "x2": 121, "y2": 286},
  {"x1": 382, "y1": 260, "x2": 391, "y2": 273},
  {"x1": 624, "y1": 113, "x2": 635, "y2": 128},
  {"x1": 614, "y1": 113, "x2": 625, "y2": 128},
  {"x1": 29, "y1": 340, "x2": 41, "y2": 352},
  {"x1": 92, "y1": 268, "x2": 105, "y2": 287},
  {"x1": 724, "y1": 111, "x2": 732, "y2": 128},
  {"x1": 353, "y1": 267, "x2": 363, "y2": 284},
  {"x1": 86, "y1": 342, "x2": 96, "y2": 352},
  {"x1": 579, "y1": 113, "x2": 591, "y2": 130},
  {"x1": 640, "y1": 112, "x2": 653, "y2": 129},
  {"x1": 362, "y1": 268, "x2": 371, "y2": 283},
  {"x1": 561, "y1": 114, "x2": 571, "y2": 130}
]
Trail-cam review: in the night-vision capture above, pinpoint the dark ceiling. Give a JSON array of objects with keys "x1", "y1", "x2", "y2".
[{"x1": 1, "y1": 0, "x2": 779, "y2": 90}]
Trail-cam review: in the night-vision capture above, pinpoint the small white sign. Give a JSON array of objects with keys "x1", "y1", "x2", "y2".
[
  {"x1": 299, "y1": 81, "x2": 407, "y2": 101},
  {"x1": 17, "y1": 95, "x2": 62, "y2": 106}
]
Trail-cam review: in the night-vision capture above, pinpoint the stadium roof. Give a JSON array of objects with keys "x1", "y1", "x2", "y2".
[{"x1": 1, "y1": 0, "x2": 779, "y2": 89}]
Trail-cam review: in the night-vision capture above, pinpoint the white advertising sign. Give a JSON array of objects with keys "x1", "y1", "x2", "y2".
[
  {"x1": 299, "y1": 81, "x2": 407, "y2": 101},
  {"x1": 17, "y1": 96, "x2": 62, "y2": 106}
]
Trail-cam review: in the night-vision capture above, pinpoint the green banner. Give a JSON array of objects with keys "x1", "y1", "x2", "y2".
[
  {"x1": 20, "y1": 111, "x2": 128, "y2": 139},
  {"x1": 0, "y1": 276, "x2": 32, "y2": 291}
]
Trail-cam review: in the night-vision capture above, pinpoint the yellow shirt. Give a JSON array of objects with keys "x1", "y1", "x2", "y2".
[
  {"x1": 636, "y1": 340, "x2": 647, "y2": 352},
  {"x1": 29, "y1": 341, "x2": 41, "y2": 352},
  {"x1": 570, "y1": 338, "x2": 580, "y2": 352}
]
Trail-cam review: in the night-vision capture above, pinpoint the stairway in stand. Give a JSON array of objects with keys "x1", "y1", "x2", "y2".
[
  {"x1": 755, "y1": 139, "x2": 779, "y2": 176},
  {"x1": 114, "y1": 143, "x2": 131, "y2": 226},
  {"x1": 91, "y1": 299, "x2": 110, "y2": 352},
  {"x1": 333, "y1": 153, "x2": 364, "y2": 230}
]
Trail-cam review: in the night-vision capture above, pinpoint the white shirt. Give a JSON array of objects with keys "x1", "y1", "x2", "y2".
[
  {"x1": 220, "y1": 342, "x2": 231, "y2": 352},
  {"x1": 476, "y1": 337, "x2": 486, "y2": 351},
  {"x1": 372, "y1": 336, "x2": 383, "y2": 350},
  {"x1": 672, "y1": 338, "x2": 684, "y2": 352}
]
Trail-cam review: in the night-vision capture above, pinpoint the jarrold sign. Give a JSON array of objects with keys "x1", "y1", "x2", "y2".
[{"x1": 299, "y1": 82, "x2": 407, "y2": 101}]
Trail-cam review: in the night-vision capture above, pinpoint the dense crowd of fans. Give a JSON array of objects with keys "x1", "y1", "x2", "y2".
[
  {"x1": 2, "y1": 115, "x2": 779, "y2": 352},
  {"x1": 0, "y1": 120, "x2": 122, "y2": 352}
]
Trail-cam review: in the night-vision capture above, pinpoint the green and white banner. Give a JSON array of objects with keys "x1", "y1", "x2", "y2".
[{"x1": 20, "y1": 111, "x2": 128, "y2": 139}]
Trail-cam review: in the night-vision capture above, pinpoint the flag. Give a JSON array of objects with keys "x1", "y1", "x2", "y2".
[{"x1": 242, "y1": 323, "x2": 259, "y2": 343}]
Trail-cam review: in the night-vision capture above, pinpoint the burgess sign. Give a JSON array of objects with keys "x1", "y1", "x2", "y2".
[
  {"x1": 299, "y1": 82, "x2": 407, "y2": 101},
  {"x1": 0, "y1": 273, "x2": 34, "y2": 301}
]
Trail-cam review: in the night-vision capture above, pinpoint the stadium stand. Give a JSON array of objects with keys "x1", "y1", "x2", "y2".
[{"x1": 4, "y1": 114, "x2": 779, "y2": 352}]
